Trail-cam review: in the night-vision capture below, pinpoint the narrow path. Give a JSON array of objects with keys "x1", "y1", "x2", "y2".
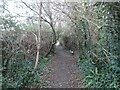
[{"x1": 43, "y1": 46, "x2": 83, "y2": 88}]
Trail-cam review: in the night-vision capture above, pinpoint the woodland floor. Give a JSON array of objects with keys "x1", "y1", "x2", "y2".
[{"x1": 43, "y1": 45, "x2": 83, "y2": 88}]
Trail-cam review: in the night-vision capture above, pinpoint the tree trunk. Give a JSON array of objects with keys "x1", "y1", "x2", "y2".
[{"x1": 31, "y1": 2, "x2": 42, "y2": 75}]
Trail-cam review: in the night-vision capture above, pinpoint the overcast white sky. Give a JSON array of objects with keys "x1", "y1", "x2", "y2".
[
  {"x1": 2, "y1": 0, "x2": 120, "y2": 22},
  {"x1": 4, "y1": 0, "x2": 66, "y2": 22},
  {"x1": 5, "y1": 0, "x2": 120, "y2": 16},
  {"x1": 4, "y1": 0, "x2": 35, "y2": 22}
]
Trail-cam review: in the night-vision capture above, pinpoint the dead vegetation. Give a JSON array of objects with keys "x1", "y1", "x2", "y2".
[{"x1": 2, "y1": 29, "x2": 54, "y2": 59}]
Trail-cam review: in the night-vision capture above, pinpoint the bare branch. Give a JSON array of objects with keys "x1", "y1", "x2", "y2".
[
  {"x1": 31, "y1": 2, "x2": 42, "y2": 75},
  {"x1": 21, "y1": 0, "x2": 39, "y2": 15}
]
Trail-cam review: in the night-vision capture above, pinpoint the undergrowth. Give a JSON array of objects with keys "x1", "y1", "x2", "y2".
[
  {"x1": 77, "y1": 56, "x2": 120, "y2": 88},
  {"x1": 2, "y1": 39, "x2": 49, "y2": 89}
]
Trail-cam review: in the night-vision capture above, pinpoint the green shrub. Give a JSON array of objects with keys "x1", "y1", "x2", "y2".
[{"x1": 2, "y1": 33, "x2": 49, "y2": 89}]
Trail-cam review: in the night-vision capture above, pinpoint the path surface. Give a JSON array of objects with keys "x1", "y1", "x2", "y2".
[{"x1": 43, "y1": 46, "x2": 83, "y2": 88}]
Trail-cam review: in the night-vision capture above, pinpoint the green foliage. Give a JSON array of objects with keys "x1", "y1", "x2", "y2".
[
  {"x1": 77, "y1": 2, "x2": 120, "y2": 88},
  {"x1": 21, "y1": 21, "x2": 51, "y2": 31},
  {"x1": 2, "y1": 41, "x2": 49, "y2": 88},
  {"x1": 62, "y1": 32, "x2": 78, "y2": 51},
  {"x1": 2, "y1": 17, "x2": 21, "y2": 31},
  {"x1": 1, "y1": 24, "x2": 49, "y2": 89},
  {"x1": 78, "y1": 58, "x2": 120, "y2": 88},
  {"x1": 22, "y1": 22, "x2": 37, "y2": 31}
]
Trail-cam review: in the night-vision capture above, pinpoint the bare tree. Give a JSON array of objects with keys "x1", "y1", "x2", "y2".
[
  {"x1": 21, "y1": 0, "x2": 57, "y2": 57},
  {"x1": 31, "y1": 1, "x2": 42, "y2": 75},
  {"x1": 43, "y1": 1, "x2": 57, "y2": 56}
]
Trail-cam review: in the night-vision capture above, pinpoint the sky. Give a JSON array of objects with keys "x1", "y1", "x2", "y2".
[
  {"x1": 4, "y1": 0, "x2": 120, "y2": 16},
  {"x1": 2, "y1": 0, "x2": 120, "y2": 22},
  {"x1": 4, "y1": 0, "x2": 35, "y2": 23}
]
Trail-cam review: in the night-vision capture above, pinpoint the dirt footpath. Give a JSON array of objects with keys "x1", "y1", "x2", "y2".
[{"x1": 43, "y1": 46, "x2": 83, "y2": 88}]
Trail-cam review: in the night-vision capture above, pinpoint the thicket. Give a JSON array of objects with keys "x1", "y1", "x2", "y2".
[
  {"x1": 61, "y1": 2, "x2": 119, "y2": 88},
  {"x1": 61, "y1": 32, "x2": 78, "y2": 51},
  {"x1": 76, "y1": 2, "x2": 120, "y2": 88},
  {"x1": 1, "y1": 18, "x2": 51, "y2": 88}
]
